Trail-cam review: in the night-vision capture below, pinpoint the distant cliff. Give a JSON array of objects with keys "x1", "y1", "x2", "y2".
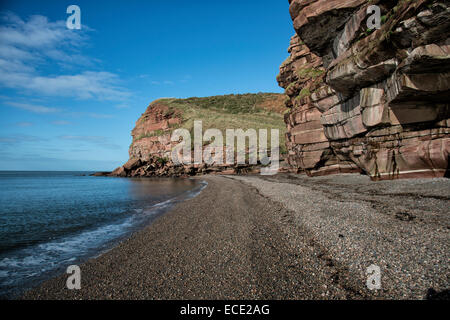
[
  {"x1": 278, "y1": 0, "x2": 449, "y2": 180},
  {"x1": 110, "y1": 93, "x2": 287, "y2": 177}
]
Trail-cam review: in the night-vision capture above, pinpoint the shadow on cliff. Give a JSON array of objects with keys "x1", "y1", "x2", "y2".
[
  {"x1": 426, "y1": 288, "x2": 450, "y2": 300},
  {"x1": 445, "y1": 158, "x2": 450, "y2": 178}
]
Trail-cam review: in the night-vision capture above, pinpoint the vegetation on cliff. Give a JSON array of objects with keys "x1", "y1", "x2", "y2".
[
  {"x1": 134, "y1": 93, "x2": 288, "y2": 154},
  {"x1": 111, "y1": 93, "x2": 290, "y2": 177}
]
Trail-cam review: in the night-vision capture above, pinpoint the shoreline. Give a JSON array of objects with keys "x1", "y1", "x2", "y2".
[
  {"x1": 1, "y1": 176, "x2": 207, "y2": 300},
  {"x1": 22, "y1": 174, "x2": 449, "y2": 300}
]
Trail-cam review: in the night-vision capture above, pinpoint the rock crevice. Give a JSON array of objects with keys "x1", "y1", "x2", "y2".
[{"x1": 278, "y1": 0, "x2": 450, "y2": 180}]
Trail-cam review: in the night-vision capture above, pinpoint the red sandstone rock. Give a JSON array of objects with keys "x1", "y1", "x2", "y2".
[
  {"x1": 278, "y1": 0, "x2": 450, "y2": 180},
  {"x1": 112, "y1": 96, "x2": 287, "y2": 177},
  {"x1": 110, "y1": 166, "x2": 126, "y2": 177},
  {"x1": 123, "y1": 158, "x2": 142, "y2": 171}
]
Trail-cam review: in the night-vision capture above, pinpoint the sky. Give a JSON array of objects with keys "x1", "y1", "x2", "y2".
[{"x1": 0, "y1": 0, "x2": 293, "y2": 171}]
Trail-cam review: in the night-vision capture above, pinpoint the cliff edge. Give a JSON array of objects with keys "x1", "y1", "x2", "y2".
[{"x1": 110, "y1": 93, "x2": 287, "y2": 177}]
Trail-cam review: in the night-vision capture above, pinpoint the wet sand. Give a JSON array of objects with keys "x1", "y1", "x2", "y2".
[{"x1": 23, "y1": 174, "x2": 449, "y2": 300}]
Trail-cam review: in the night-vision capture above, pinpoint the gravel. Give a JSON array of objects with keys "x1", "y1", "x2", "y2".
[
  {"x1": 230, "y1": 173, "x2": 449, "y2": 299},
  {"x1": 22, "y1": 174, "x2": 449, "y2": 300}
]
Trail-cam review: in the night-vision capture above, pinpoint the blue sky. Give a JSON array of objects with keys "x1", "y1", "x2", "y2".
[{"x1": 0, "y1": 0, "x2": 293, "y2": 171}]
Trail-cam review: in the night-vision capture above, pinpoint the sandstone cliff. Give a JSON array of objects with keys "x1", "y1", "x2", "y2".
[
  {"x1": 111, "y1": 94, "x2": 287, "y2": 177},
  {"x1": 278, "y1": 0, "x2": 449, "y2": 180}
]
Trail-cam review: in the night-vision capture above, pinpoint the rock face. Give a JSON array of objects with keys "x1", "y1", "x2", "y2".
[
  {"x1": 278, "y1": 0, "x2": 450, "y2": 180},
  {"x1": 110, "y1": 94, "x2": 288, "y2": 177},
  {"x1": 128, "y1": 101, "x2": 181, "y2": 163}
]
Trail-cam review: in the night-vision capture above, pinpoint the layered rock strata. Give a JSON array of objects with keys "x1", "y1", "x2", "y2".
[
  {"x1": 110, "y1": 95, "x2": 288, "y2": 177},
  {"x1": 278, "y1": 0, "x2": 450, "y2": 180}
]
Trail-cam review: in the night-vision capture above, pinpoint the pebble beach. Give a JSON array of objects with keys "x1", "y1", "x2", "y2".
[{"x1": 23, "y1": 174, "x2": 449, "y2": 300}]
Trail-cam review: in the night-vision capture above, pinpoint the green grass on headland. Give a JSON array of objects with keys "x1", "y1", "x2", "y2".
[
  {"x1": 156, "y1": 93, "x2": 288, "y2": 154},
  {"x1": 158, "y1": 93, "x2": 286, "y2": 153}
]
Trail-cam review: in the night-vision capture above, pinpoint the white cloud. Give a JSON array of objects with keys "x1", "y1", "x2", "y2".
[
  {"x1": 67, "y1": 111, "x2": 114, "y2": 119},
  {"x1": 115, "y1": 103, "x2": 130, "y2": 109},
  {"x1": 180, "y1": 74, "x2": 192, "y2": 83},
  {"x1": 59, "y1": 135, "x2": 121, "y2": 150},
  {"x1": 51, "y1": 120, "x2": 71, "y2": 126},
  {"x1": 17, "y1": 71, "x2": 128, "y2": 100},
  {"x1": 0, "y1": 12, "x2": 129, "y2": 101},
  {"x1": 2, "y1": 100, "x2": 116, "y2": 120},
  {"x1": 85, "y1": 112, "x2": 115, "y2": 119},
  {"x1": 0, "y1": 134, "x2": 45, "y2": 145},
  {"x1": 0, "y1": 14, "x2": 83, "y2": 48},
  {"x1": 5, "y1": 101, "x2": 61, "y2": 113},
  {"x1": 15, "y1": 121, "x2": 33, "y2": 127}
]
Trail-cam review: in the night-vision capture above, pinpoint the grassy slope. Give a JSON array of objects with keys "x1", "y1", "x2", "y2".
[{"x1": 159, "y1": 93, "x2": 288, "y2": 154}]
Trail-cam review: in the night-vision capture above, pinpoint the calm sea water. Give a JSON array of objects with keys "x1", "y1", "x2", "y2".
[{"x1": 0, "y1": 171, "x2": 206, "y2": 298}]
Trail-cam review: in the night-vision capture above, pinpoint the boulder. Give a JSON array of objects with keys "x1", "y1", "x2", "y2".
[
  {"x1": 123, "y1": 158, "x2": 142, "y2": 171},
  {"x1": 110, "y1": 166, "x2": 126, "y2": 177}
]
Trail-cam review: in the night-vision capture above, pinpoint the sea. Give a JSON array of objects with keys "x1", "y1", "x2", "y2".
[{"x1": 0, "y1": 171, "x2": 206, "y2": 299}]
